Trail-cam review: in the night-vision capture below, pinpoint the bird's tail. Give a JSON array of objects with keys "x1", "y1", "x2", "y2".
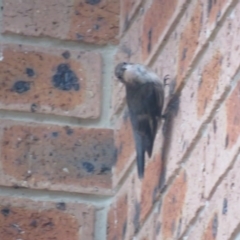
[{"x1": 136, "y1": 143, "x2": 145, "y2": 179}]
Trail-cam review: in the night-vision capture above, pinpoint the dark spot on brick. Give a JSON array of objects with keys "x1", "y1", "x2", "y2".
[
  {"x1": 198, "y1": 76, "x2": 203, "y2": 87},
  {"x1": 222, "y1": 198, "x2": 228, "y2": 215},
  {"x1": 124, "y1": 15, "x2": 130, "y2": 31},
  {"x1": 114, "y1": 147, "x2": 118, "y2": 162},
  {"x1": 85, "y1": 0, "x2": 101, "y2": 5},
  {"x1": 76, "y1": 33, "x2": 84, "y2": 40},
  {"x1": 177, "y1": 218, "x2": 182, "y2": 238},
  {"x1": 64, "y1": 126, "x2": 74, "y2": 135},
  {"x1": 30, "y1": 220, "x2": 38, "y2": 227},
  {"x1": 207, "y1": 134, "x2": 210, "y2": 145},
  {"x1": 30, "y1": 103, "x2": 38, "y2": 112},
  {"x1": 208, "y1": 0, "x2": 212, "y2": 15},
  {"x1": 225, "y1": 134, "x2": 229, "y2": 148},
  {"x1": 156, "y1": 221, "x2": 161, "y2": 235},
  {"x1": 182, "y1": 48, "x2": 188, "y2": 60},
  {"x1": 94, "y1": 24, "x2": 100, "y2": 30},
  {"x1": 52, "y1": 64, "x2": 80, "y2": 91},
  {"x1": 43, "y1": 221, "x2": 54, "y2": 227},
  {"x1": 213, "y1": 119, "x2": 217, "y2": 133},
  {"x1": 56, "y1": 202, "x2": 66, "y2": 211},
  {"x1": 133, "y1": 201, "x2": 141, "y2": 233},
  {"x1": 147, "y1": 29, "x2": 152, "y2": 53},
  {"x1": 26, "y1": 68, "x2": 35, "y2": 77},
  {"x1": 122, "y1": 220, "x2": 127, "y2": 239},
  {"x1": 212, "y1": 213, "x2": 218, "y2": 238},
  {"x1": 152, "y1": 186, "x2": 158, "y2": 203},
  {"x1": 49, "y1": 152, "x2": 53, "y2": 156},
  {"x1": 191, "y1": 92, "x2": 194, "y2": 98},
  {"x1": 52, "y1": 21, "x2": 57, "y2": 25},
  {"x1": 1, "y1": 208, "x2": 10, "y2": 216},
  {"x1": 52, "y1": 132, "x2": 59, "y2": 138},
  {"x1": 12, "y1": 81, "x2": 30, "y2": 94},
  {"x1": 62, "y1": 51, "x2": 71, "y2": 59},
  {"x1": 121, "y1": 44, "x2": 132, "y2": 59},
  {"x1": 100, "y1": 164, "x2": 111, "y2": 174},
  {"x1": 82, "y1": 162, "x2": 95, "y2": 173}
]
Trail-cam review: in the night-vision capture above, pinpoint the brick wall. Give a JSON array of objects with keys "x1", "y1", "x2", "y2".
[{"x1": 0, "y1": 0, "x2": 240, "y2": 239}]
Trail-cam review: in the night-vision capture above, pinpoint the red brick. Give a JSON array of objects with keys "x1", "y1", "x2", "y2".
[
  {"x1": 107, "y1": 192, "x2": 128, "y2": 240},
  {"x1": 186, "y1": 154, "x2": 240, "y2": 239},
  {"x1": 140, "y1": 154, "x2": 162, "y2": 222},
  {"x1": 207, "y1": 0, "x2": 228, "y2": 24},
  {"x1": 177, "y1": 0, "x2": 203, "y2": 87},
  {"x1": 202, "y1": 213, "x2": 219, "y2": 240},
  {"x1": 142, "y1": 0, "x2": 178, "y2": 61},
  {"x1": 0, "y1": 120, "x2": 116, "y2": 194},
  {"x1": 0, "y1": 44, "x2": 102, "y2": 118},
  {"x1": 137, "y1": 207, "x2": 159, "y2": 240},
  {"x1": 120, "y1": 0, "x2": 142, "y2": 34},
  {"x1": 156, "y1": 0, "x2": 240, "y2": 186},
  {"x1": 2, "y1": 0, "x2": 120, "y2": 45},
  {"x1": 0, "y1": 196, "x2": 95, "y2": 240},
  {"x1": 160, "y1": 171, "x2": 187, "y2": 240},
  {"x1": 197, "y1": 51, "x2": 222, "y2": 118},
  {"x1": 226, "y1": 80, "x2": 240, "y2": 149}
]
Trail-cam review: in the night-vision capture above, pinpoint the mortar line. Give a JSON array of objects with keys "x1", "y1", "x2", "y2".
[
  {"x1": 229, "y1": 222, "x2": 240, "y2": 240},
  {"x1": 99, "y1": 46, "x2": 118, "y2": 128},
  {"x1": 0, "y1": 185, "x2": 113, "y2": 207},
  {"x1": 179, "y1": 206, "x2": 205, "y2": 240},
  {"x1": 95, "y1": 206, "x2": 108, "y2": 240},
  {"x1": 0, "y1": 109, "x2": 113, "y2": 128},
  {"x1": 208, "y1": 148, "x2": 240, "y2": 201}
]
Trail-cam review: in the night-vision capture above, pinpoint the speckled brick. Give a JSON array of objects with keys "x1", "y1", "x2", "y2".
[
  {"x1": 226, "y1": 80, "x2": 240, "y2": 149},
  {"x1": 157, "y1": 171, "x2": 187, "y2": 240},
  {"x1": 0, "y1": 44, "x2": 102, "y2": 118},
  {"x1": 159, "y1": 0, "x2": 240, "y2": 187},
  {"x1": 0, "y1": 196, "x2": 95, "y2": 240},
  {"x1": 113, "y1": 110, "x2": 135, "y2": 187},
  {"x1": 177, "y1": 0, "x2": 203, "y2": 87},
  {"x1": 185, "y1": 154, "x2": 240, "y2": 240},
  {"x1": 140, "y1": 154, "x2": 162, "y2": 223},
  {"x1": 152, "y1": 0, "x2": 233, "y2": 91},
  {"x1": 2, "y1": 0, "x2": 120, "y2": 45},
  {"x1": 120, "y1": 0, "x2": 142, "y2": 34},
  {"x1": 0, "y1": 120, "x2": 116, "y2": 194},
  {"x1": 142, "y1": 0, "x2": 179, "y2": 61},
  {"x1": 107, "y1": 192, "x2": 128, "y2": 240}
]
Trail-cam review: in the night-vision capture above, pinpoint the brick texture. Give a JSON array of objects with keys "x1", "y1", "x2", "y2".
[
  {"x1": 2, "y1": 0, "x2": 120, "y2": 45},
  {"x1": 0, "y1": 196, "x2": 95, "y2": 240},
  {"x1": 1, "y1": 0, "x2": 240, "y2": 239},
  {"x1": 0, "y1": 120, "x2": 117, "y2": 194},
  {"x1": 0, "y1": 44, "x2": 102, "y2": 118}
]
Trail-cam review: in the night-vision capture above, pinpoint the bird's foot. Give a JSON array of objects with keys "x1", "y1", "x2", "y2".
[{"x1": 163, "y1": 75, "x2": 170, "y2": 87}]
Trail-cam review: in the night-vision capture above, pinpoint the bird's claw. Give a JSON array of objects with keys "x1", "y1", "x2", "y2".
[{"x1": 163, "y1": 75, "x2": 170, "y2": 87}]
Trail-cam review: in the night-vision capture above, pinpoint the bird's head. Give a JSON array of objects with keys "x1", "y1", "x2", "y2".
[{"x1": 114, "y1": 62, "x2": 129, "y2": 84}]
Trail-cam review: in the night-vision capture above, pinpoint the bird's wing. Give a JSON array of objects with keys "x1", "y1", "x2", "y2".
[{"x1": 127, "y1": 82, "x2": 164, "y2": 178}]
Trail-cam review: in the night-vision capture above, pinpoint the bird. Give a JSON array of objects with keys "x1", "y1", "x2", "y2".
[{"x1": 115, "y1": 62, "x2": 165, "y2": 179}]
